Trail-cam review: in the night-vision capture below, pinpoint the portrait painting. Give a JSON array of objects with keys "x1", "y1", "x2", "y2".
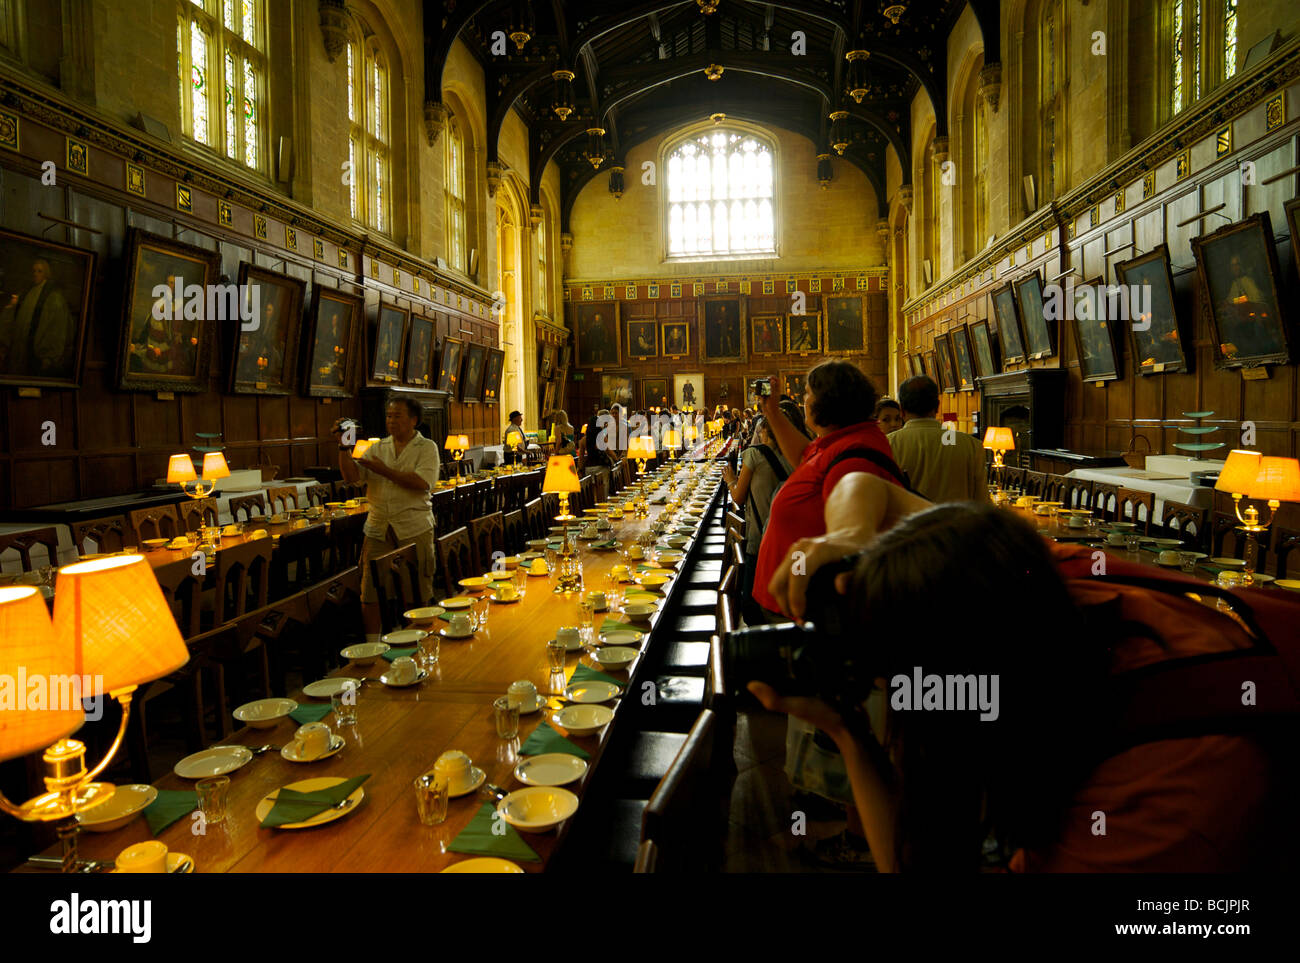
[
  {"x1": 1115, "y1": 245, "x2": 1189, "y2": 375},
  {"x1": 991, "y1": 283, "x2": 1026, "y2": 365},
  {"x1": 435, "y1": 337, "x2": 463, "y2": 393},
  {"x1": 969, "y1": 319, "x2": 1000, "y2": 379},
  {"x1": 825, "y1": 295, "x2": 866, "y2": 354},
  {"x1": 460, "y1": 342, "x2": 487, "y2": 402},
  {"x1": 1014, "y1": 273, "x2": 1056, "y2": 360},
  {"x1": 908, "y1": 354, "x2": 922, "y2": 377},
  {"x1": 781, "y1": 370, "x2": 807, "y2": 400},
  {"x1": 573, "y1": 301, "x2": 620, "y2": 367},
  {"x1": 661, "y1": 320, "x2": 691, "y2": 358},
  {"x1": 627, "y1": 318, "x2": 658, "y2": 360},
  {"x1": 118, "y1": 229, "x2": 221, "y2": 392},
  {"x1": 601, "y1": 371, "x2": 634, "y2": 410},
  {"x1": 949, "y1": 326, "x2": 976, "y2": 391},
  {"x1": 673, "y1": 372, "x2": 703, "y2": 410},
  {"x1": 923, "y1": 350, "x2": 936, "y2": 378},
  {"x1": 1069, "y1": 277, "x2": 1122, "y2": 383},
  {"x1": 642, "y1": 377, "x2": 669, "y2": 410},
  {"x1": 539, "y1": 342, "x2": 557, "y2": 379},
  {"x1": 0, "y1": 227, "x2": 95, "y2": 389},
  {"x1": 1192, "y1": 212, "x2": 1290, "y2": 367},
  {"x1": 482, "y1": 347, "x2": 504, "y2": 404},
  {"x1": 750, "y1": 314, "x2": 784, "y2": 356},
  {"x1": 404, "y1": 315, "x2": 434, "y2": 387},
  {"x1": 302, "y1": 287, "x2": 361, "y2": 398},
  {"x1": 700, "y1": 295, "x2": 744, "y2": 363},
  {"x1": 369, "y1": 302, "x2": 408, "y2": 384},
  {"x1": 557, "y1": 342, "x2": 571, "y2": 374},
  {"x1": 934, "y1": 333, "x2": 957, "y2": 392},
  {"x1": 229, "y1": 264, "x2": 304, "y2": 395},
  {"x1": 785, "y1": 312, "x2": 822, "y2": 354}
]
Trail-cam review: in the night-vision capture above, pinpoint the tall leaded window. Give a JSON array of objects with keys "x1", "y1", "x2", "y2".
[
  {"x1": 347, "y1": 36, "x2": 391, "y2": 234},
  {"x1": 1171, "y1": 0, "x2": 1185, "y2": 115},
  {"x1": 1039, "y1": 0, "x2": 1066, "y2": 202},
  {"x1": 177, "y1": 0, "x2": 265, "y2": 171},
  {"x1": 445, "y1": 117, "x2": 467, "y2": 272},
  {"x1": 1224, "y1": 0, "x2": 1239, "y2": 80},
  {"x1": 974, "y1": 99, "x2": 988, "y2": 251},
  {"x1": 536, "y1": 214, "x2": 548, "y2": 314},
  {"x1": 665, "y1": 129, "x2": 775, "y2": 258}
]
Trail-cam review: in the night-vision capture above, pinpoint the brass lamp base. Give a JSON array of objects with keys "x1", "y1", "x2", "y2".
[{"x1": 15, "y1": 782, "x2": 114, "y2": 823}]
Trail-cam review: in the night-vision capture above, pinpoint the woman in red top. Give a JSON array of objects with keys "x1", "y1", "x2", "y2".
[{"x1": 752, "y1": 360, "x2": 903, "y2": 619}]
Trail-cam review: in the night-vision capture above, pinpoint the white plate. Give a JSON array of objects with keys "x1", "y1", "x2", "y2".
[
  {"x1": 380, "y1": 668, "x2": 429, "y2": 687},
  {"x1": 440, "y1": 857, "x2": 524, "y2": 873},
  {"x1": 381, "y1": 629, "x2": 428, "y2": 647},
  {"x1": 440, "y1": 596, "x2": 475, "y2": 609},
  {"x1": 404, "y1": 606, "x2": 445, "y2": 624},
  {"x1": 233, "y1": 697, "x2": 298, "y2": 729},
  {"x1": 551, "y1": 635, "x2": 584, "y2": 653},
  {"x1": 173, "y1": 745, "x2": 254, "y2": 779},
  {"x1": 511, "y1": 694, "x2": 546, "y2": 714},
  {"x1": 514, "y1": 753, "x2": 588, "y2": 787},
  {"x1": 77, "y1": 784, "x2": 157, "y2": 832},
  {"x1": 496, "y1": 786, "x2": 579, "y2": 833},
  {"x1": 280, "y1": 734, "x2": 346, "y2": 763},
  {"x1": 440, "y1": 627, "x2": 475, "y2": 640},
  {"x1": 490, "y1": 592, "x2": 522, "y2": 604},
  {"x1": 565, "y1": 681, "x2": 621, "y2": 704},
  {"x1": 303, "y1": 677, "x2": 360, "y2": 699},
  {"x1": 255, "y1": 777, "x2": 366, "y2": 830},
  {"x1": 340, "y1": 642, "x2": 389, "y2": 664},
  {"x1": 598, "y1": 630, "x2": 643, "y2": 647},
  {"x1": 449, "y1": 766, "x2": 487, "y2": 798}
]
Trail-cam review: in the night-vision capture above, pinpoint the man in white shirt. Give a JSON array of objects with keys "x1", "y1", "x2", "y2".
[
  {"x1": 334, "y1": 397, "x2": 440, "y2": 641},
  {"x1": 502, "y1": 409, "x2": 528, "y2": 465}
]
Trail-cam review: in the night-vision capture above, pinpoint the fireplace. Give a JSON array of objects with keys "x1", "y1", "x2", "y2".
[{"x1": 977, "y1": 369, "x2": 1066, "y2": 468}]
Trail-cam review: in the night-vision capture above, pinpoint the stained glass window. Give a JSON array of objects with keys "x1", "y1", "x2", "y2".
[
  {"x1": 1194, "y1": 0, "x2": 1202, "y2": 102},
  {"x1": 446, "y1": 119, "x2": 467, "y2": 271},
  {"x1": 665, "y1": 129, "x2": 775, "y2": 258},
  {"x1": 348, "y1": 35, "x2": 391, "y2": 234},
  {"x1": 1172, "y1": 0, "x2": 1184, "y2": 115},
  {"x1": 177, "y1": 0, "x2": 264, "y2": 171},
  {"x1": 536, "y1": 216, "x2": 548, "y2": 312},
  {"x1": 1224, "y1": 0, "x2": 1238, "y2": 79}
]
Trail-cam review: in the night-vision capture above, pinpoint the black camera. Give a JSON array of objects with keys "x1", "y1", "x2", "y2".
[
  {"x1": 723, "y1": 553, "x2": 876, "y2": 723},
  {"x1": 750, "y1": 378, "x2": 772, "y2": 397}
]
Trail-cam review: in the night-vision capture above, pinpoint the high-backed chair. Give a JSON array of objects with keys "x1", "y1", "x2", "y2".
[
  {"x1": 368, "y1": 543, "x2": 423, "y2": 631},
  {"x1": 1160, "y1": 500, "x2": 1210, "y2": 550},
  {"x1": 267, "y1": 486, "x2": 300, "y2": 513},
  {"x1": 636, "y1": 710, "x2": 718, "y2": 873},
  {"x1": 177, "y1": 497, "x2": 219, "y2": 533},
  {"x1": 434, "y1": 526, "x2": 474, "y2": 599},
  {"x1": 1000, "y1": 467, "x2": 1025, "y2": 492},
  {"x1": 469, "y1": 512, "x2": 506, "y2": 573},
  {"x1": 1042, "y1": 474, "x2": 1069, "y2": 505},
  {"x1": 1089, "y1": 482, "x2": 1120, "y2": 522},
  {"x1": 1022, "y1": 471, "x2": 1047, "y2": 499},
  {"x1": 1272, "y1": 525, "x2": 1300, "y2": 580},
  {"x1": 152, "y1": 556, "x2": 205, "y2": 639},
  {"x1": 333, "y1": 480, "x2": 366, "y2": 501},
  {"x1": 72, "y1": 516, "x2": 126, "y2": 556},
  {"x1": 270, "y1": 525, "x2": 331, "y2": 600},
  {"x1": 328, "y1": 511, "x2": 367, "y2": 573},
  {"x1": 128, "y1": 507, "x2": 179, "y2": 544},
  {"x1": 228, "y1": 492, "x2": 269, "y2": 523},
  {"x1": 502, "y1": 509, "x2": 527, "y2": 554},
  {"x1": 523, "y1": 498, "x2": 547, "y2": 540},
  {"x1": 304, "y1": 483, "x2": 332, "y2": 508},
  {"x1": 1063, "y1": 476, "x2": 1093, "y2": 511},
  {"x1": 212, "y1": 537, "x2": 272, "y2": 625}
]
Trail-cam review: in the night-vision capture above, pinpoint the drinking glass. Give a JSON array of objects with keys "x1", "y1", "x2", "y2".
[
  {"x1": 195, "y1": 776, "x2": 230, "y2": 825},
  {"x1": 546, "y1": 639, "x2": 567, "y2": 672},
  {"x1": 331, "y1": 683, "x2": 359, "y2": 725},
  {"x1": 513, "y1": 567, "x2": 528, "y2": 599},
  {"x1": 578, "y1": 599, "x2": 596, "y2": 644},
  {"x1": 1215, "y1": 570, "x2": 1243, "y2": 589},
  {"x1": 605, "y1": 571, "x2": 623, "y2": 609},
  {"x1": 472, "y1": 595, "x2": 491, "y2": 630},
  {"x1": 1124, "y1": 533, "x2": 1142, "y2": 555},
  {"x1": 1177, "y1": 552, "x2": 1200, "y2": 574},
  {"x1": 414, "y1": 772, "x2": 450, "y2": 826},
  {"x1": 494, "y1": 696, "x2": 520, "y2": 739},
  {"x1": 418, "y1": 632, "x2": 441, "y2": 670}
]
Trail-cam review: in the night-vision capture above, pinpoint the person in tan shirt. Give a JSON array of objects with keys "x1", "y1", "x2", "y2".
[{"x1": 887, "y1": 376, "x2": 987, "y2": 504}]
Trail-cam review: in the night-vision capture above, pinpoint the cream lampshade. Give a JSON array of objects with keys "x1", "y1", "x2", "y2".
[
  {"x1": 0, "y1": 587, "x2": 84, "y2": 763},
  {"x1": 542, "y1": 454, "x2": 580, "y2": 521},
  {"x1": 1216, "y1": 449, "x2": 1264, "y2": 494},
  {"x1": 1245, "y1": 457, "x2": 1300, "y2": 504},
  {"x1": 982, "y1": 427, "x2": 1015, "y2": 452},
  {"x1": 166, "y1": 454, "x2": 196, "y2": 484},
  {"x1": 52, "y1": 555, "x2": 189, "y2": 695},
  {"x1": 201, "y1": 451, "x2": 230, "y2": 479}
]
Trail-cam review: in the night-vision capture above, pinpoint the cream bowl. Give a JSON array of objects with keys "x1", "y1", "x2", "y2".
[
  {"x1": 76, "y1": 784, "x2": 158, "y2": 833},
  {"x1": 622, "y1": 602, "x2": 656, "y2": 622},
  {"x1": 496, "y1": 786, "x2": 579, "y2": 833},
  {"x1": 554, "y1": 703, "x2": 614, "y2": 736},
  {"x1": 233, "y1": 697, "x2": 298, "y2": 729},
  {"x1": 403, "y1": 606, "x2": 445, "y2": 628},
  {"x1": 381, "y1": 629, "x2": 429, "y2": 652},
  {"x1": 340, "y1": 642, "x2": 391, "y2": 665},
  {"x1": 592, "y1": 646, "x2": 637, "y2": 671}
]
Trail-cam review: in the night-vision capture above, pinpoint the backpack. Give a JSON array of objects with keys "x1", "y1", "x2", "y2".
[
  {"x1": 745, "y1": 444, "x2": 790, "y2": 532},
  {"x1": 827, "y1": 446, "x2": 918, "y2": 495}
]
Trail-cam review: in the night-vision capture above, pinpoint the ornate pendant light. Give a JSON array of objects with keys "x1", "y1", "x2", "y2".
[
  {"x1": 817, "y1": 153, "x2": 832, "y2": 190},
  {"x1": 509, "y1": 1, "x2": 534, "y2": 53},
  {"x1": 845, "y1": 50, "x2": 871, "y2": 104},
  {"x1": 584, "y1": 127, "x2": 607, "y2": 170},
  {"x1": 697, "y1": 0, "x2": 720, "y2": 13},
  {"x1": 881, "y1": 2, "x2": 907, "y2": 26},
  {"x1": 608, "y1": 166, "x2": 625, "y2": 199},
  {"x1": 704, "y1": 63, "x2": 724, "y2": 81},
  {"x1": 829, "y1": 110, "x2": 850, "y2": 155},
  {"x1": 552, "y1": 69, "x2": 575, "y2": 121}
]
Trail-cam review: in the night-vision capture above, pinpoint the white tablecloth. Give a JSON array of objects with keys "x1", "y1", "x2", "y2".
[
  {"x1": 1064, "y1": 466, "x2": 1214, "y2": 522},
  {"x1": 210, "y1": 479, "x2": 323, "y2": 525}
]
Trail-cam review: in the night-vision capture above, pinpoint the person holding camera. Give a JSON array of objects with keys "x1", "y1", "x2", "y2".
[
  {"x1": 751, "y1": 472, "x2": 1293, "y2": 872},
  {"x1": 333, "y1": 397, "x2": 440, "y2": 642}
]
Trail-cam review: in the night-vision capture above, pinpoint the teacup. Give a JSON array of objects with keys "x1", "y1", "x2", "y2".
[
  {"x1": 507, "y1": 679, "x2": 538, "y2": 709},
  {"x1": 1158, "y1": 550, "x2": 1182, "y2": 566},
  {"x1": 556, "y1": 626, "x2": 580, "y2": 648},
  {"x1": 497, "y1": 583, "x2": 518, "y2": 601},
  {"x1": 1067, "y1": 514, "x2": 1088, "y2": 529},
  {"x1": 529, "y1": 559, "x2": 548, "y2": 574},
  {"x1": 581, "y1": 526, "x2": 598, "y2": 538},
  {"x1": 434, "y1": 750, "x2": 475, "y2": 794},
  {"x1": 628, "y1": 545, "x2": 645, "y2": 559},
  {"x1": 389, "y1": 656, "x2": 419, "y2": 684},
  {"x1": 596, "y1": 517, "x2": 612, "y2": 530},
  {"x1": 587, "y1": 591, "x2": 606, "y2": 609},
  {"x1": 448, "y1": 612, "x2": 473, "y2": 636},
  {"x1": 610, "y1": 564, "x2": 629, "y2": 579},
  {"x1": 116, "y1": 840, "x2": 168, "y2": 873},
  {"x1": 289, "y1": 722, "x2": 333, "y2": 760},
  {"x1": 1106, "y1": 532, "x2": 1127, "y2": 546},
  {"x1": 221, "y1": 524, "x2": 240, "y2": 536}
]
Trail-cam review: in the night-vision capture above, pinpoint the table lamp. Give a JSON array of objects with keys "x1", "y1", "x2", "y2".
[
  {"x1": 543, "y1": 454, "x2": 581, "y2": 522},
  {"x1": 1217, "y1": 451, "x2": 1299, "y2": 585},
  {"x1": 663, "y1": 428, "x2": 682, "y2": 460},
  {"x1": 2, "y1": 555, "x2": 189, "y2": 872},
  {"x1": 983, "y1": 427, "x2": 1015, "y2": 493},
  {"x1": 445, "y1": 434, "x2": 470, "y2": 481},
  {"x1": 167, "y1": 450, "x2": 230, "y2": 499}
]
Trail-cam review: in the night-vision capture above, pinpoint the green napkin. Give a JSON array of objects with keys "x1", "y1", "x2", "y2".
[
  {"x1": 569, "y1": 663, "x2": 626, "y2": 689},
  {"x1": 599, "y1": 617, "x2": 630, "y2": 634},
  {"x1": 519, "y1": 720, "x2": 591, "y2": 759},
  {"x1": 143, "y1": 790, "x2": 197, "y2": 835},
  {"x1": 260, "y1": 774, "x2": 371, "y2": 828},
  {"x1": 289, "y1": 703, "x2": 333, "y2": 725},
  {"x1": 547, "y1": 540, "x2": 563, "y2": 550},
  {"x1": 592, "y1": 540, "x2": 618, "y2": 549},
  {"x1": 448, "y1": 802, "x2": 541, "y2": 862},
  {"x1": 382, "y1": 647, "x2": 417, "y2": 661}
]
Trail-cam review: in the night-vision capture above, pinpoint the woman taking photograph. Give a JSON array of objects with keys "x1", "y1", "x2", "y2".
[{"x1": 722, "y1": 416, "x2": 793, "y2": 623}]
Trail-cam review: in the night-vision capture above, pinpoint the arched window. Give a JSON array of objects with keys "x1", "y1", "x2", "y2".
[
  {"x1": 959, "y1": 55, "x2": 987, "y2": 263},
  {"x1": 177, "y1": 0, "x2": 266, "y2": 171},
  {"x1": 445, "y1": 116, "x2": 467, "y2": 272},
  {"x1": 347, "y1": 33, "x2": 390, "y2": 233},
  {"x1": 665, "y1": 128, "x2": 775, "y2": 259},
  {"x1": 1039, "y1": 0, "x2": 1066, "y2": 202},
  {"x1": 1224, "y1": 0, "x2": 1239, "y2": 80},
  {"x1": 536, "y1": 209, "x2": 548, "y2": 314}
]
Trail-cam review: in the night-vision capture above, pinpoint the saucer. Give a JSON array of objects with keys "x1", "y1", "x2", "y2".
[
  {"x1": 490, "y1": 592, "x2": 522, "y2": 603},
  {"x1": 381, "y1": 668, "x2": 429, "y2": 687},
  {"x1": 1276, "y1": 579, "x2": 1300, "y2": 592},
  {"x1": 448, "y1": 766, "x2": 487, "y2": 798},
  {"x1": 173, "y1": 745, "x2": 253, "y2": 779},
  {"x1": 510, "y1": 694, "x2": 546, "y2": 714},
  {"x1": 440, "y1": 627, "x2": 475, "y2": 639},
  {"x1": 281, "y1": 734, "x2": 345, "y2": 763},
  {"x1": 303, "y1": 677, "x2": 361, "y2": 699},
  {"x1": 440, "y1": 596, "x2": 475, "y2": 609},
  {"x1": 565, "y1": 681, "x2": 620, "y2": 704}
]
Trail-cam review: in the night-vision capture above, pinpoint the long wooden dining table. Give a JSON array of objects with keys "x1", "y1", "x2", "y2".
[{"x1": 28, "y1": 462, "x2": 723, "y2": 873}]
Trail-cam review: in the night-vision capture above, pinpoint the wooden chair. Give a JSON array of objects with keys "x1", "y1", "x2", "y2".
[
  {"x1": 723, "y1": 511, "x2": 745, "y2": 563},
  {"x1": 1089, "y1": 482, "x2": 1119, "y2": 522},
  {"x1": 270, "y1": 525, "x2": 331, "y2": 600},
  {"x1": 267, "y1": 486, "x2": 300, "y2": 513},
  {"x1": 212, "y1": 538, "x2": 272, "y2": 625},
  {"x1": 1116, "y1": 488, "x2": 1156, "y2": 534},
  {"x1": 502, "y1": 509, "x2": 527, "y2": 554},
  {"x1": 228, "y1": 492, "x2": 269, "y2": 523},
  {"x1": 72, "y1": 516, "x2": 126, "y2": 556},
  {"x1": 1211, "y1": 511, "x2": 1267, "y2": 568},
  {"x1": 1272, "y1": 525, "x2": 1300, "y2": 580},
  {"x1": 637, "y1": 710, "x2": 717, "y2": 873},
  {"x1": 434, "y1": 526, "x2": 474, "y2": 599},
  {"x1": 328, "y1": 512, "x2": 368, "y2": 573},
  {"x1": 1000, "y1": 467, "x2": 1025, "y2": 492},
  {"x1": 592, "y1": 470, "x2": 609, "y2": 504},
  {"x1": 333, "y1": 480, "x2": 366, "y2": 501},
  {"x1": 304, "y1": 568, "x2": 364, "y2": 674},
  {"x1": 368, "y1": 543, "x2": 422, "y2": 632},
  {"x1": 1160, "y1": 500, "x2": 1210, "y2": 550},
  {"x1": 1063, "y1": 477, "x2": 1093, "y2": 511},
  {"x1": 1042, "y1": 474, "x2": 1069, "y2": 505},
  {"x1": 177, "y1": 497, "x2": 219, "y2": 533},
  {"x1": 128, "y1": 507, "x2": 179, "y2": 544},
  {"x1": 152, "y1": 557, "x2": 204, "y2": 639},
  {"x1": 1022, "y1": 471, "x2": 1047, "y2": 499},
  {"x1": 716, "y1": 565, "x2": 739, "y2": 637},
  {"x1": 431, "y1": 488, "x2": 456, "y2": 534},
  {"x1": 304, "y1": 483, "x2": 332, "y2": 508},
  {"x1": 523, "y1": 498, "x2": 547, "y2": 540},
  {"x1": 469, "y1": 512, "x2": 506, "y2": 573}
]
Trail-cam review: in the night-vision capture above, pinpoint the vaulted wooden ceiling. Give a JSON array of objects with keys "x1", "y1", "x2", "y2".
[{"x1": 425, "y1": 1, "x2": 1000, "y2": 225}]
